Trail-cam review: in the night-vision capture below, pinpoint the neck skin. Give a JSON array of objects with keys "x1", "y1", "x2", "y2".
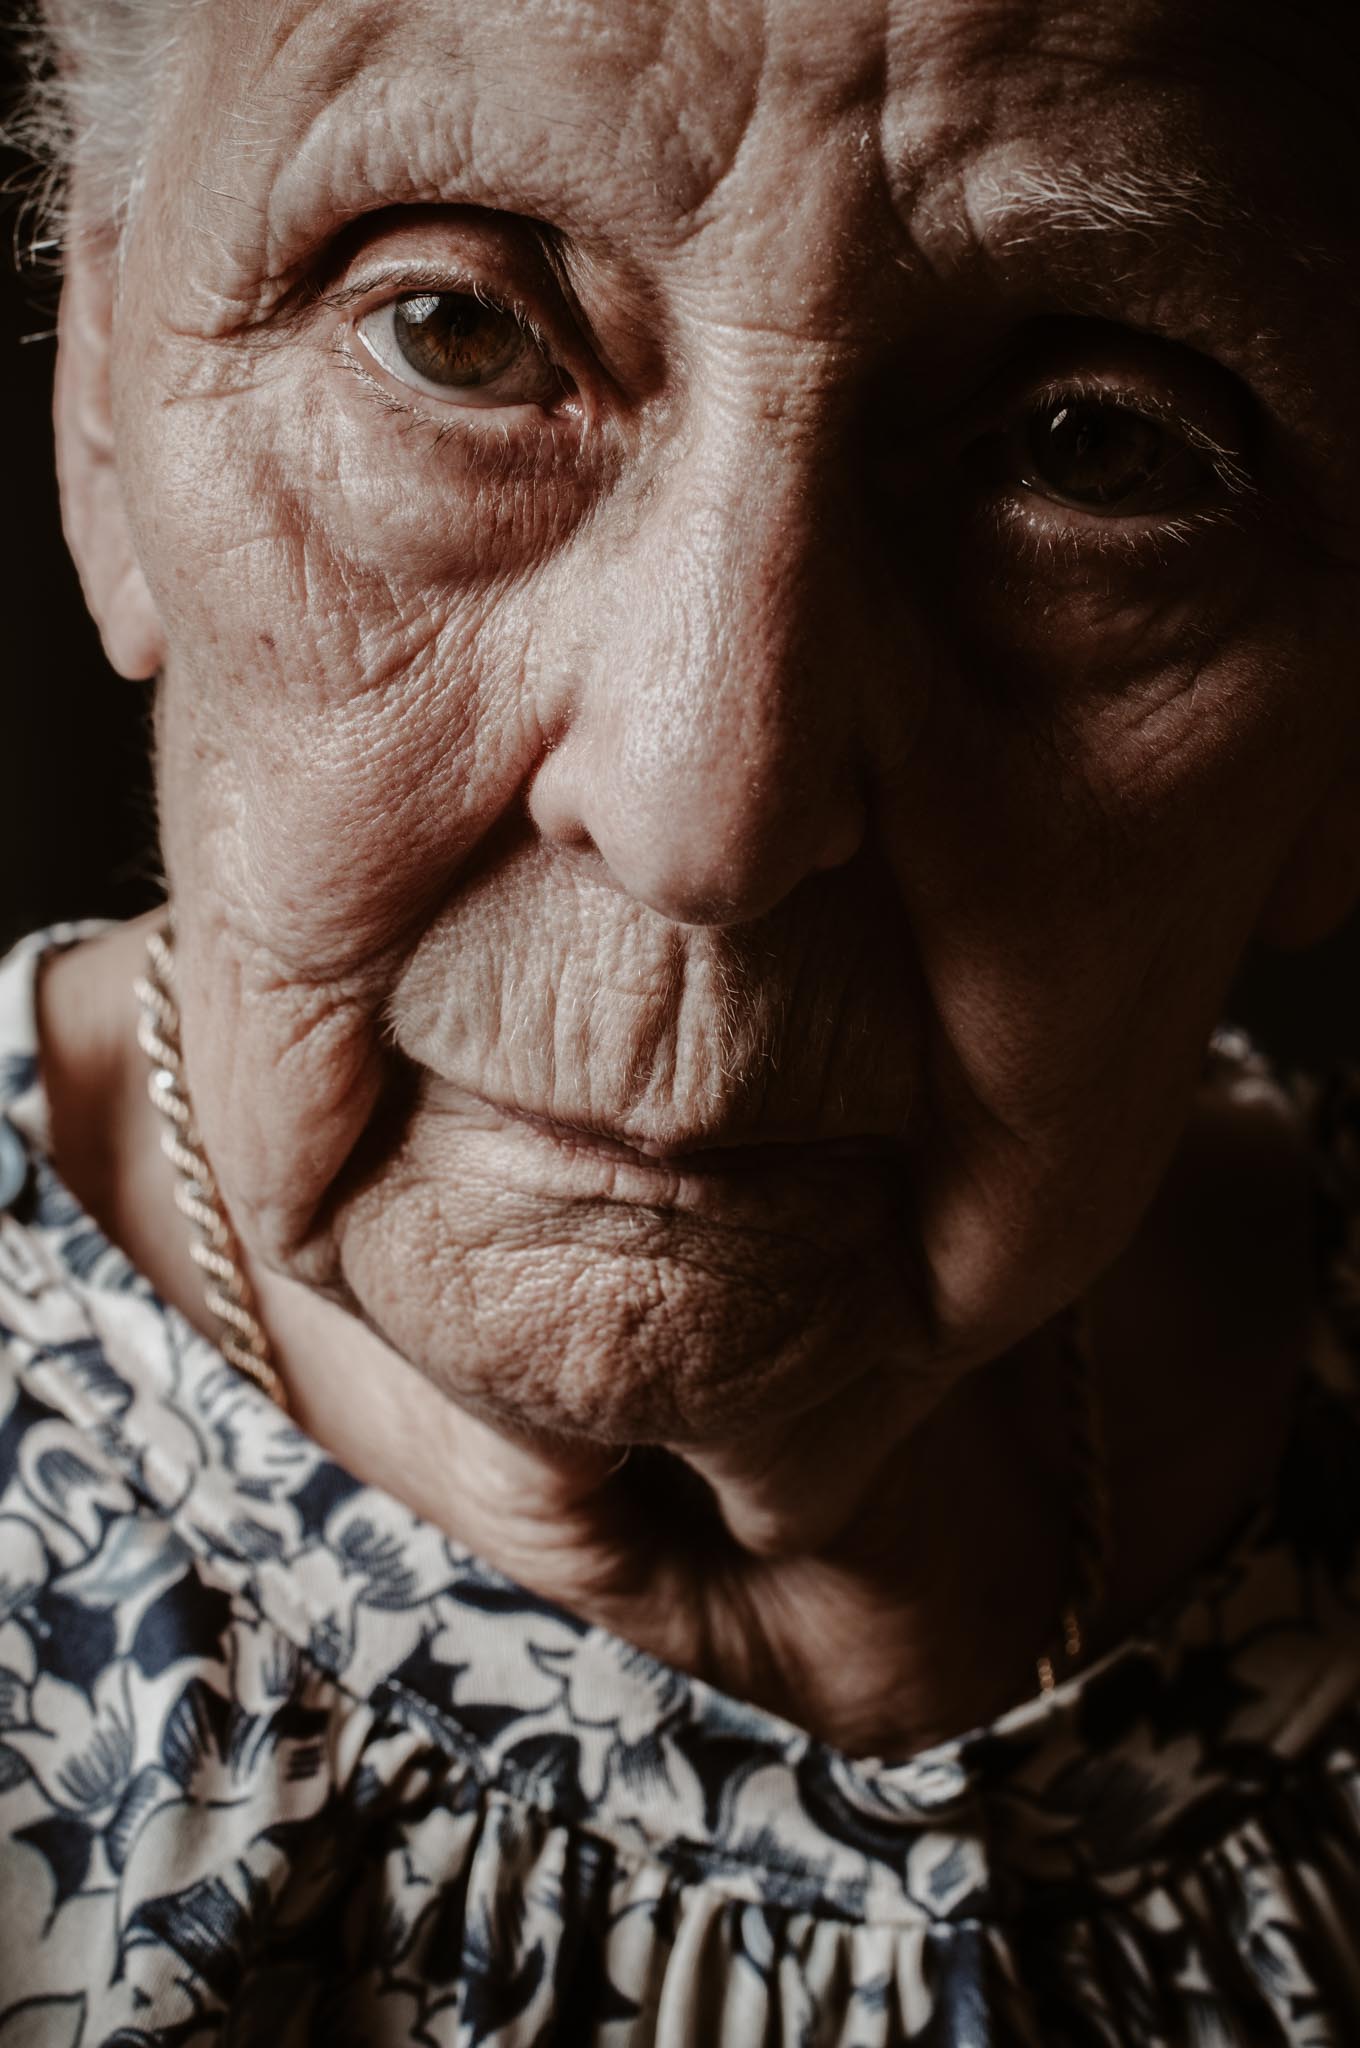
[{"x1": 37, "y1": 917, "x2": 1314, "y2": 1755}]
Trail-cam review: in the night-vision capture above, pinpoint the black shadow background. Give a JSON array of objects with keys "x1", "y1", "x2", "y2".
[{"x1": 2, "y1": 33, "x2": 159, "y2": 952}]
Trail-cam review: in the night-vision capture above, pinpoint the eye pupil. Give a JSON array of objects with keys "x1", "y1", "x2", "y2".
[
  {"x1": 391, "y1": 292, "x2": 522, "y2": 388},
  {"x1": 1026, "y1": 401, "x2": 1171, "y2": 509}
]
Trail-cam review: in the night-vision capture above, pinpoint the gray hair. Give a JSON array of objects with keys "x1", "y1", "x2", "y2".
[{"x1": 4, "y1": 0, "x2": 199, "y2": 255}]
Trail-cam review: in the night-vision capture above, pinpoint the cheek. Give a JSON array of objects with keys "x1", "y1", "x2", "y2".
[
  {"x1": 885, "y1": 610, "x2": 1344, "y2": 1336},
  {"x1": 133, "y1": 390, "x2": 565, "y2": 1265},
  {"x1": 168, "y1": 940, "x2": 390, "y2": 1279},
  {"x1": 140, "y1": 397, "x2": 560, "y2": 970},
  {"x1": 904, "y1": 529, "x2": 1350, "y2": 1090}
]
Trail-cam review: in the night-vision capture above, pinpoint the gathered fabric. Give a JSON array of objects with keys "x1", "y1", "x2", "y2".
[{"x1": 1, "y1": 928, "x2": 1359, "y2": 2045}]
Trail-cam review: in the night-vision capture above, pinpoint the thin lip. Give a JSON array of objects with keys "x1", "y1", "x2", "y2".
[{"x1": 421, "y1": 1083, "x2": 898, "y2": 1175}]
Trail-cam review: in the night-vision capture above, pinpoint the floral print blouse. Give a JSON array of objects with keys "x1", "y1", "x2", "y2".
[{"x1": 1, "y1": 924, "x2": 1359, "y2": 2046}]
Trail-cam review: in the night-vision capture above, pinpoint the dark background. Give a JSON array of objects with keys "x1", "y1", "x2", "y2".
[
  {"x1": 2, "y1": 29, "x2": 160, "y2": 953},
  {"x1": 1, "y1": 39, "x2": 1356, "y2": 1069}
]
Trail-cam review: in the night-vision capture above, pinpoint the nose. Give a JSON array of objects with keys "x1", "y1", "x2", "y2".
[{"x1": 526, "y1": 422, "x2": 883, "y2": 928}]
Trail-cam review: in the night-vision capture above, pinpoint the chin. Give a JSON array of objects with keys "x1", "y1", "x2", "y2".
[{"x1": 327, "y1": 1127, "x2": 930, "y2": 1445}]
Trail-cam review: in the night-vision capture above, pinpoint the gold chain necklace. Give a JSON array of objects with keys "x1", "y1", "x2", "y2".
[
  {"x1": 133, "y1": 923, "x2": 1109, "y2": 1694},
  {"x1": 134, "y1": 926, "x2": 287, "y2": 1410}
]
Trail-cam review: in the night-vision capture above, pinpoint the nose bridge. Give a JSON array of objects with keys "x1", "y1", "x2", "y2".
[
  {"x1": 530, "y1": 397, "x2": 873, "y2": 927},
  {"x1": 658, "y1": 418, "x2": 829, "y2": 773}
]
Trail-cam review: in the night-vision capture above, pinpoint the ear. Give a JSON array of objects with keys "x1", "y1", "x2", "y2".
[
  {"x1": 53, "y1": 227, "x2": 165, "y2": 682},
  {"x1": 1254, "y1": 758, "x2": 1360, "y2": 950}
]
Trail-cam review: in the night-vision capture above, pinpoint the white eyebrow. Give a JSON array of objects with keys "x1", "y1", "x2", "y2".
[{"x1": 972, "y1": 160, "x2": 1244, "y2": 251}]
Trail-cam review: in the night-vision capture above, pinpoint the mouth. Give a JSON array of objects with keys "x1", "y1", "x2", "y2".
[
  {"x1": 419, "y1": 1080, "x2": 899, "y2": 1180},
  {"x1": 507, "y1": 1109, "x2": 893, "y2": 1175}
]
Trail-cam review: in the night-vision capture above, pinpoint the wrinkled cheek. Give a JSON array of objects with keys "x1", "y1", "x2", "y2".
[
  {"x1": 172, "y1": 921, "x2": 394, "y2": 1281},
  {"x1": 138, "y1": 458, "x2": 554, "y2": 1285},
  {"x1": 140, "y1": 401, "x2": 547, "y2": 973},
  {"x1": 154, "y1": 626, "x2": 537, "y2": 980}
]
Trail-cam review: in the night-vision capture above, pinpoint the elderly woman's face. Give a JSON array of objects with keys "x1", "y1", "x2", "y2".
[{"x1": 78, "y1": 0, "x2": 1360, "y2": 1444}]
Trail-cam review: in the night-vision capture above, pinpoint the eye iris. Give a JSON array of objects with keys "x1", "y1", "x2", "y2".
[
  {"x1": 392, "y1": 292, "x2": 523, "y2": 387},
  {"x1": 1026, "y1": 402, "x2": 1169, "y2": 509}
]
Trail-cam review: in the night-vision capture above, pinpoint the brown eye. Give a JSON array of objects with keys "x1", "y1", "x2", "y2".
[
  {"x1": 355, "y1": 289, "x2": 565, "y2": 409},
  {"x1": 1021, "y1": 401, "x2": 1206, "y2": 513},
  {"x1": 391, "y1": 292, "x2": 525, "y2": 389}
]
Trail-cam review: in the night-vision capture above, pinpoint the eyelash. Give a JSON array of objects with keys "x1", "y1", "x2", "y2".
[
  {"x1": 1029, "y1": 376, "x2": 1252, "y2": 486},
  {"x1": 987, "y1": 498, "x2": 1253, "y2": 586},
  {"x1": 320, "y1": 268, "x2": 553, "y2": 345}
]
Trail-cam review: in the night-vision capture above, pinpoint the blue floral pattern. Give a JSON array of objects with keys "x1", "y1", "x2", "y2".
[{"x1": 1, "y1": 925, "x2": 1359, "y2": 2042}]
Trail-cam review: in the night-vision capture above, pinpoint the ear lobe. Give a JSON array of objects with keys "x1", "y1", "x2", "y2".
[
  {"x1": 54, "y1": 229, "x2": 165, "y2": 683},
  {"x1": 1254, "y1": 761, "x2": 1360, "y2": 951}
]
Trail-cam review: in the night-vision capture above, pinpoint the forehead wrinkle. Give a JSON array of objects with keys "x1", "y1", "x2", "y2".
[
  {"x1": 248, "y1": 0, "x2": 400, "y2": 86},
  {"x1": 211, "y1": 0, "x2": 668, "y2": 144},
  {"x1": 190, "y1": 0, "x2": 754, "y2": 294},
  {"x1": 158, "y1": 0, "x2": 1360, "y2": 353},
  {"x1": 209, "y1": 0, "x2": 413, "y2": 145},
  {"x1": 233, "y1": 1, "x2": 884, "y2": 299},
  {"x1": 187, "y1": 0, "x2": 894, "y2": 279},
  {"x1": 257, "y1": 69, "x2": 637, "y2": 288}
]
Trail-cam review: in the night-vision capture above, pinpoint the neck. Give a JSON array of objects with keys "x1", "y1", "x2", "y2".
[
  {"x1": 38, "y1": 917, "x2": 1313, "y2": 1755},
  {"x1": 261, "y1": 1276, "x2": 1081, "y2": 1749}
]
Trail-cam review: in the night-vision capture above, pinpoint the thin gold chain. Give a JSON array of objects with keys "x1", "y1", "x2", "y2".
[
  {"x1": 132, "y1": 925, "x2": 1109, "y2": 1689},
  {"x1": 134, "y1": 926, "x2": 288, "y2": 1410},
  {"x1": 1036, "y1": 1302, "x2": 1111, "y2": 1694}
]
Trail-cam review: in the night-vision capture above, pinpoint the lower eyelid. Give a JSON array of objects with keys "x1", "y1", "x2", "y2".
[
  {"x1": 985, "y1": 496, "x2": 1252, "y2": 576},
  {"x1": 334, "y1": 346, "x2": 592, "y2": 490}
]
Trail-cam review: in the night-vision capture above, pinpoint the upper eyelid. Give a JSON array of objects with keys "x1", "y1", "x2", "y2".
[
  {"x1": 1024, "y1": 379, "x2": 1241, "y2": 463},
  {"x1": 317, "y1": 270, "x2": 557, "y2": 352}
]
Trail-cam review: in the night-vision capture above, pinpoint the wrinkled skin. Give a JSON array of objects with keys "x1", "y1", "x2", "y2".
[{"x1": 43, "y1": 0, "x2": 1360, "y2": 1748}]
